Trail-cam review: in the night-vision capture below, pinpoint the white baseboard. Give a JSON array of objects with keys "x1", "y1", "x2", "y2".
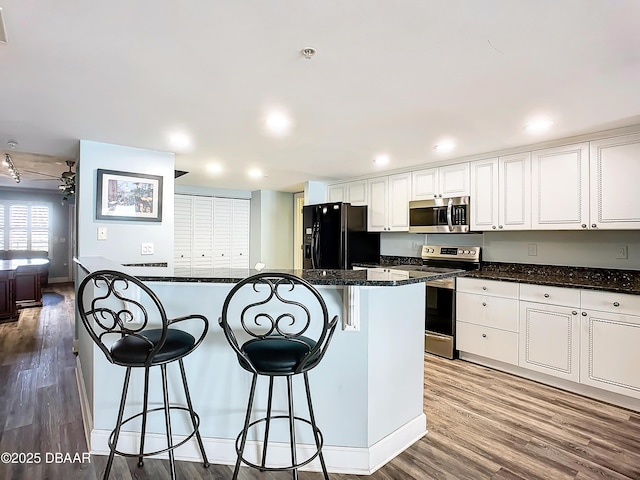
[
  {"x1": 75, "y1": 357, "x2": 93, "y2": 451},
  {"x1": 89, "y1": 414, "x2": 427, "y2": 475}
]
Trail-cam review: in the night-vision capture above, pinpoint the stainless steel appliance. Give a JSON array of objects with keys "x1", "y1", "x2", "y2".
[
  {"x1": 408, "y1": 196, "x2": 470, "y2": 233},
  {"x1": 302, "y1": 202, "x2": 380, "y2": 269},
  {"x1": 422, "y1": 245, "x2": 481, "y2": 359}
]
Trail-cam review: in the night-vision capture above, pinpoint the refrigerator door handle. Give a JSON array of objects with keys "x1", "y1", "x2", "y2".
[{"x1": 311, "y1": 222, "x2": 319, "y2": 269}]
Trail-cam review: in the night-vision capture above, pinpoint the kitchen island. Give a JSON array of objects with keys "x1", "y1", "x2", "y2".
[{"x1": 74, "y1": 257, "x2": 463, "y2": 475}]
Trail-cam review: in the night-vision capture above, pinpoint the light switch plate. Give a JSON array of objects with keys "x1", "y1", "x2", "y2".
[
  {"x1": 141, "y1": 243, "x2": 154, "y2": 255},
  {"x1": 97, "y1": 227, "x2": 107, "y2": 240}
]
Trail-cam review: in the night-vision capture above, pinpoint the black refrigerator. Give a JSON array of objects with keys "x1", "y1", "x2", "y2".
[{"x1": 303, "y1": 202, "x2": 380, "y2": 269}]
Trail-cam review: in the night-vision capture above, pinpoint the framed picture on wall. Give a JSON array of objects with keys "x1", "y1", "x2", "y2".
[{"x1": 96, "y1": 169, "x2": 163, "y2": 222}]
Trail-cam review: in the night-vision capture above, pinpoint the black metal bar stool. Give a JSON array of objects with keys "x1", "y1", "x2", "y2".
[
  {"x1": 77, "y1": 270, "x2": 210, "y2": 480},
  {"x1": 219, "y1": 272, "x2": 339, "y2": 480}
]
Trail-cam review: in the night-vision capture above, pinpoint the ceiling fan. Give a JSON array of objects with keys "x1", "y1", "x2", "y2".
[{"x1": 22, "y1": 160, "x2": 76, "y2": 200}]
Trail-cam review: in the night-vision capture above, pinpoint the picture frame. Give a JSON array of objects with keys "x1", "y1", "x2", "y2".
[{"x1": 96, "y1": 169, "x2": 163, "y2": 222}]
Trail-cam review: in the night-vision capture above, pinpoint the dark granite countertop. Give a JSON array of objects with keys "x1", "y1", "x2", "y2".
[
  {"x1": 459, "y1": 262, "x2": 640, "y2": 295},
  {"x1": 138, "y1": 266, "x2": 464, "y2": 287}
]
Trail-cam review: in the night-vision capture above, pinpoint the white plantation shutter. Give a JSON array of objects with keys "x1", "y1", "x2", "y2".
[{"x1": 1, "y1": 202, "x2": 50, "y2": 251}]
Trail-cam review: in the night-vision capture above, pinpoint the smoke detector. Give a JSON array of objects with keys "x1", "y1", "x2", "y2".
[
  {"x1": 0, "y1": 8, "x2": 8, "y2": 44},
  {"x1": 7, "y1": 140, "x2": 18, "y2": 150}
]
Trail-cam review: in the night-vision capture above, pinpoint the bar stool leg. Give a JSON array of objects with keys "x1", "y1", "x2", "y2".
[
  {"x1": 137, "y1": 367, "x2": 150, "y2": 468},
  {"x1": 286, "y1": 375, "x2": 298, "y2": 480},
  {"x1": 304, "y1": 372, "x2": 329, "y2": 480},
  {"x1": 260, "y1": 376, "x2": 275, "y2": 470},
  {"x1": 160, "y1": 364, "x2": 176, "y2": 480},
  {"x1": 178, "y1": 359, "x2": 210, "y2": 468},
  {"x1": 233, "y1": 373, "x2": 258, "y2": 480},
  {"x1": 104, "y1": 367, "x2": 132, "y2": 480}
]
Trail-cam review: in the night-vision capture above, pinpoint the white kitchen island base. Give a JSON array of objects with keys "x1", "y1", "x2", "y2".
[{"x1": 75, "y1": 260, "x2": 436, "y2": 475}]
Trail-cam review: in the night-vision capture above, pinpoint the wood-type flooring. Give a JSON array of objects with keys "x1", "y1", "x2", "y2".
[{"x1": 0, "y1": 284, "x2": 638, "y2": 479}]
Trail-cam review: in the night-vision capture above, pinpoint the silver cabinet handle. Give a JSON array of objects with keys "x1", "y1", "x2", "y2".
[
  {"x1": 492, "y1": 225, "x2": 497, "y2": 229},
  {"x1": 591, "y1": 224, "x2": 597, "y2": 228},
  {"x1": 482, "y1": 286, "x2": 487, "y2": 290},
  {"x1": 572, "y1": 311, "x2": 577, "y2": 315},
  {"x1": 581, "y1": 224, "x2": 587, "y2": 228},
  {"x1": 482, "y1": 302, "x2": 486, "y2": 306},
  {"x1": 498, "y1": 225, "x2": 504, "y2": 229},
  {"x1": 613, "y1": 302, "x2": 620, "y2": 307},
  {"x1": 544, "y1": 293, "x2": 550, "y2": 298},
  {"x1": 582, "y1": 312, "x2": 587, "y2": 316},
  {"x1": 482, "y1": 333, "x2": 487, "y2": 338}
]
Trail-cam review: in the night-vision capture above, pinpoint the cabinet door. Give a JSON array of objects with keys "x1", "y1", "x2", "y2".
[
  {"x1": 213, "y1": 197, "x2": 233, "y2": 268},
  {"x1": 581, "y1": 310, "x2": 640, "y2": 399},
  {"x1": 327, "y1": 184, "x2": 345, "y2": 203},
  {"x1": 231, "y1": 198, "x2": 250, "y2": 268},
  {"x1": 346, "y1": 181, "x2": 368, "y2": 206},
  {"x1": 499, "y1": 152, "x2": 531, "y2": 230},
  {"x1": 519, "y1": 302, "x2": 580, "y2": 382},
  {"x1": 367, "y1": 177, "x2": 388, "y2": 232},
  {"x1": 174, "y1": 195, "x2": 193, "y2": 267},
  {"x1": 192, "y1": 197, "x2": 214, "y2": 267},
  {"x1": 439, "y1": 163, "x2": 470, "y2": 198},
  {"x1": 470, "y1": 158, "x2": 499, "y2": 231},
  {"x1": 531, "y1": 143, "x2": 589, "y2": 230},
  {"x1": 411, "y1": 168, "x2": 438, "y2": 200},
  {"x1": 387, "y1": 173, "x2": 411, "y2": 232},
  {"x1": 589, "y1": 133, "x2": 640, "y2": 229}
]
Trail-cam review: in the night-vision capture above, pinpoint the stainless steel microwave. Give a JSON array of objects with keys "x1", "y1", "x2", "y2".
[{"x1": 408, "y1": 196, "x2": 470, "y2": 233}]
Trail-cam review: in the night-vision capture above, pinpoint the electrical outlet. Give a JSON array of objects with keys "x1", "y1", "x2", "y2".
[
  {"x1": 528, "y1": 243, "x2": 537, "y2": 256},
  {"x1": 97, "y1": 227, "x2": 107, "y2": 240},
  {"x1": 141, "y1": 243, "x2": 154, "y2": 255},
  {"x1": 616, "y1": 245, "x2": 628, "y2": 259}
]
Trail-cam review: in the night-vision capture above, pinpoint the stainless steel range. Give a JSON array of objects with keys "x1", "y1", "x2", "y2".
[{"x1": 422, "y1": 245, "x2": 481, "y2": 359}]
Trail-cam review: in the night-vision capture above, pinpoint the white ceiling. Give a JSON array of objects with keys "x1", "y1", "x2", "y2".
[{"x1": 0, "y1": 1, "x2": 639, "y2": 192}]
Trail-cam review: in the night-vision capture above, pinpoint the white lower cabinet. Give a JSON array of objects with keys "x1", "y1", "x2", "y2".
[
  {"x1": 456, "y1": 278, "x2": 519, "y2": 366},
  {"x1": 580, "y1": 290, "x2": 640, "y2": 400},
  {"x1": 519, "y1": 301, "x2": 580, "y2": 382}
]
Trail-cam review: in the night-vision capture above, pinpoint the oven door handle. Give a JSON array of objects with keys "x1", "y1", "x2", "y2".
[
  {"x1": 426, "y1": 278, "x2": 455, "y2": 289},
  {"x1": 446, "y1": 198, "x2": 453, "y2": 232}
]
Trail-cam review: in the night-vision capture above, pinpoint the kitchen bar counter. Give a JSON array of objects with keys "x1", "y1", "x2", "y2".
[{"x1": 74, "y1": 256, "x2": 450, "y2": 475}]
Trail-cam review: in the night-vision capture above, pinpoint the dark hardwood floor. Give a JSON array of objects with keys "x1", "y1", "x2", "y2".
[{"x1": 0, "y1": 284, "x2": 638, "y2": 479}]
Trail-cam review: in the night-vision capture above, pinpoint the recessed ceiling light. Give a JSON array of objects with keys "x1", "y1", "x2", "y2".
[
  {"x1": 207, "y1": 163, "x2": 223, "y2": 174},
  {"x1": 434, "y1": 142, "x2": 455, "y2": 152},
  {"x1": 168, "y1": 132, "x2": 192, "y2": 150},
  {"x1": 265, "y1": 111, "x2": 292, "y2": 136},
  {"x1": 525, "y1": 119, "x2": 554, "y2": 132},
  {"x1": 248, "y1": 168, "x2": 263, "y2": 178},
  {"x1": 373, "y1": 154, "x2": 390, "y2": 165}
]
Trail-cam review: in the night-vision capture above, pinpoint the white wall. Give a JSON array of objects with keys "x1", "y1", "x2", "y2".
[
  {"x1": 250, "y1": 190, "x2": 294, "y2": 269},
  {"x1": 77, "y1": 140, "x2": 175, "y2": 270}
]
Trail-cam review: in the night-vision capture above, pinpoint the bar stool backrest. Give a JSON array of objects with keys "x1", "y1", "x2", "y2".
[
  {"x1": 77, "y1": 269, "x2": 169, "y2": 367},
  {"x1": 219, "y1": 272, "x2": 339, "y2": 374}
]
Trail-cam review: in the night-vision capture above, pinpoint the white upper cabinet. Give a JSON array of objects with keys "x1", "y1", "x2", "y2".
[
  {"x1": 367, "y1": 173, "x2": 411, "y2": 232},
  {"x1": 589, "y1": 132, "x2": 640, "y2": 229},
  {"x1": 411, "y1": 163, "x2": 469, "y2": 200},
  {"x1": 174, "y1": 195, "x2": 194, "y2": 268},
  {"x1": 192, "y1": 196, "x2": 214, "y2": 267},
  {"x1": 531, "y1": 143, "x2": 590, "y2": 230},
  {"x1": 471, "y1": 153, "x2": 531, "y2": 231},
  {"x1": 327, "y1": 184, "x2": 345, "y2": 203},
  {"x1": 327, "y1": 180, "x2": 368, "y2": 205}
]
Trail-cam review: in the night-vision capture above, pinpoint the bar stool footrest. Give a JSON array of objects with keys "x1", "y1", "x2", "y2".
[
  {"x1": 235, "y1": 414, "x2": 325, "y2": 472},
  {"x1": 108, "y1": 405, "x2": 202, "y2": 458}
]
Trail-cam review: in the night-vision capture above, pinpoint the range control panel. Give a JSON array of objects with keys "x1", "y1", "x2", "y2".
[{"x1": 421, "y1": 245, "x2": 481, "y2": 262}]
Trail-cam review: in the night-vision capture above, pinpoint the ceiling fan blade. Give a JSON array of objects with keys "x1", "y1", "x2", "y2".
[{"x1": 21, "y1": 169, "x2": 61, "y2": 179}]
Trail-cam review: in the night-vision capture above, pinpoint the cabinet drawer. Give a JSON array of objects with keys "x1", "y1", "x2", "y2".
[
  {"x1": 457, "y1": 322, "x2": 518, "y2": 365},
  {"x1": 581, "y1": 290, "x2": 640, "y2": 316},
  {"x1": 457, "y1": 277, "x2": 519, "y2": 298},
  {"x1": 456, "y1": 292, "x2": 519, "y2": 332},
  {"x1": 520, "y1": 284, "x2": 580, "y2": 307}
]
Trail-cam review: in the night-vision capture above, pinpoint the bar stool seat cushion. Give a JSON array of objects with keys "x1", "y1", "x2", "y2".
[
  {"x1": 111, "y1": 328, "x2": 195, "y2": 366},
  {"x1": 242, "y1": 336, "x2": 317, "y2": 374}
]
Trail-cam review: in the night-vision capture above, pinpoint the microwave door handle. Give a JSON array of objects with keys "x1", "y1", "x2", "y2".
[{"x1": 446, "y1": 199, "x2": 453, "y2": 231}]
